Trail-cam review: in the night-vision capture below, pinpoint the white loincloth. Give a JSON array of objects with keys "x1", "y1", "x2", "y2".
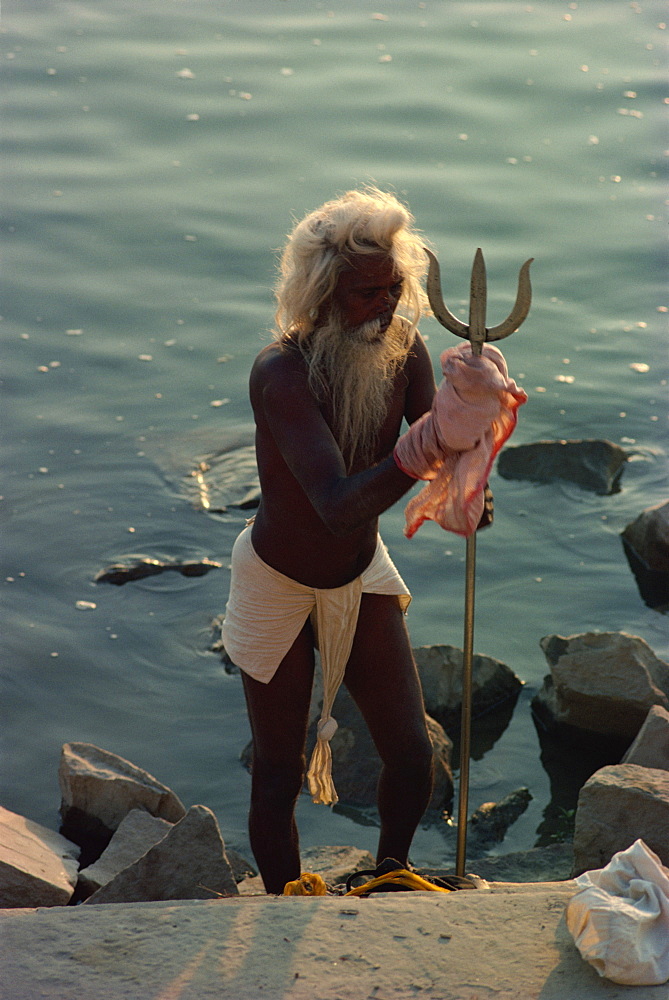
[{"x1": 220, "y1": 525, "x2": 410, "y2": 805}]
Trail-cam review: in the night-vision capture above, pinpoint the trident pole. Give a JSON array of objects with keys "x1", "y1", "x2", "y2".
[{"x1": 424, "y1": 247, "x2": 532, "y2": 877}]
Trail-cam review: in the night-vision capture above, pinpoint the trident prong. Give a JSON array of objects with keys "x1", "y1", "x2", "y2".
[
  {"x1": 424, "y1": 244, "x2": 533, "y2": 879},
  {"x1": 425, "y1": 247, "x2": 533, "y2": 356}
]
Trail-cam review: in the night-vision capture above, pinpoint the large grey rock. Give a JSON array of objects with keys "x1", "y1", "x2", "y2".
[
  {"x1": 533, "y1": 632, "x2": 669, "y2": 741},
  {"x1": 622, "y1": 500, "x2": 669, "y2": 573},
  {"x1": 77, "y1": 808, "x2": 172, "y2": 898},
  {"x1": 0, "y1": 805, "x2": 80, "y2": 908},
  {"x1": 622, "y1": 704, "x2": 669, "y2": 772},
  {"x1": 414, "y1": 644, "x2": 523, "y2": 731},
  {"x1": 572, "y1": 763, "x2": 669, "y2": 875},
  {"x1": 84, "y1": 805, "x2": 238, "y2": 903},
  {"x1": 59, "y1": 742, "x2": 186, "y2": 843},
  {"x1": 300, "y1": 845, "x2": 376, "y2": 886},
  {"x1": 497, "y1": 438, "x2": 627, "y2": 494}
]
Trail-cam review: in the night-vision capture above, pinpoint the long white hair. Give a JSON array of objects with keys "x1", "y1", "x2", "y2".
[{"x1": 273, "y1": 187, "x2": 430, "y2": 346}]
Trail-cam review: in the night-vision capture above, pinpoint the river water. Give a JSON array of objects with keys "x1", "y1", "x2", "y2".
[{"x1": 2, "y1": 0, "x2": 667, "y2": 869}]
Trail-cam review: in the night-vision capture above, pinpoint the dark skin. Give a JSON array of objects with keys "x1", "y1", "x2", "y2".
[{"x1": 243, "y1": 253, "x2": 437, "y2": 893}]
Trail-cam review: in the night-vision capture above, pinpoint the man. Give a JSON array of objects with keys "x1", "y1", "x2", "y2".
[{"x1": 222, "y1": 188, "x2": 453, "y2": 894}]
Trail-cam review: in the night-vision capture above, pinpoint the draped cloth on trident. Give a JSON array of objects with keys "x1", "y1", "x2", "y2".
[{"x1": 394, "y1": 341, "x2": 528, "y2": 537}]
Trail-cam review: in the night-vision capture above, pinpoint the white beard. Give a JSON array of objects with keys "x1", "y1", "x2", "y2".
[{"x1": 303, "y1": 312, "x2": 410, "y2": 469}]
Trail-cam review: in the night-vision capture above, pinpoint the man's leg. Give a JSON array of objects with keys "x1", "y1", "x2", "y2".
[
  {"x1": 241, "y1": 620, "x2": 315, "y2": 894},
  {"x1": 344, "y1": 593, "x2": 434, "y2": 866}
]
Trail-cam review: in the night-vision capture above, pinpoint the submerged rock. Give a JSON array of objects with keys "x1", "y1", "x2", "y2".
[
  {"x1": 84, "y1": 805, "x2": 238, "y2": 903},
  {"x1": 532, "y1": 632, "x2": 669, "y2": 743},
  {"x1": 140, "y1": 424, "x2": 260, "y2": 515},
  {"x1": 96, "y1": 556, "x2": 221, "y2": 585},
  {"x1": 572, "y1": 763, "x2": 669, "y2": 875},
  {"x1": 0, "y1": 805, "x2": 80, "y2": 908},
  {"x1": 414, "y1": 644, "x2": 523, "y2": 732},
  {"x1": 468, "y1": 787, "x2": 533, "y2": 853},
  {"x1": 497, "y1": 439, "x2": 627, "y2": 494},
  {"x1": 59, "y1": 742, "x2": 186, "y2": 849}
]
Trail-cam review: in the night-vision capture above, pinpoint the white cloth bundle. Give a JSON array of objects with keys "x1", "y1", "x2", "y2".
[{"x1": 566, "y1": 839, "x2": 669, "y2": 985}]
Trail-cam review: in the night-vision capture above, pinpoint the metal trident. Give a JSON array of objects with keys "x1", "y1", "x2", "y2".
[
  {"x1": 425, "y1": 247, "x2": 533, "y2": 358},
  {"x1": 425, "y1": 247, "x2": 533, "y2": 877}
]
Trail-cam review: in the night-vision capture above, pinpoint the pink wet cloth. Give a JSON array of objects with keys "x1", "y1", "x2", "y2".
[{"x1": 394, "y1": 342, "x2": 527, "y2": 537}]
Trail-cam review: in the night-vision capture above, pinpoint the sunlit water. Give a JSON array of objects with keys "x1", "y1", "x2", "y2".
[{"x1": 2, "y1": 0, "x2": 667, "y2": 869}]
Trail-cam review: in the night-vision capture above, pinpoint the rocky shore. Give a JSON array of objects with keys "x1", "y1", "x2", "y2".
[
  {"x1": 2, "y1": 443, "x2": 667, "y2": 995},
  {"x1": 2, "y1": 626, "x2": 668, "y2": 911}
]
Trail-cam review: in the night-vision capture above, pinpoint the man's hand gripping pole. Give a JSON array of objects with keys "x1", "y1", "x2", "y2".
[{"x1": 425, "y1": 247, "x2": 533, "y2": 877}]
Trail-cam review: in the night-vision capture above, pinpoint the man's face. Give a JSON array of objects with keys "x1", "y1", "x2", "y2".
[{"x1": 329, "y1": 253, "x2": 403, "y2": 340}]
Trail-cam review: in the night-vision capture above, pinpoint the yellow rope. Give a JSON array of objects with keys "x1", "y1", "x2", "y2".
[
  {"x1": 284, "y1": 867, "x2": 454, "y2": 897},
  {"x1": 344, "y1": 868, "x2": 452, "y2": 896}
]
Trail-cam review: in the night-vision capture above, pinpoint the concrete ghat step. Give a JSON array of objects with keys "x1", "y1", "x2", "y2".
[{"x1": 0, "y1": 883, "x2": 664, "y2": 999}]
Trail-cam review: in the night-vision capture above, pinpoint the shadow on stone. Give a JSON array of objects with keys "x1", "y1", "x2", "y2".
[
  {"x1": 531, "y1": 714, "x2": 630, "y2": 847},
  {"x1": 622, "y1": 537, "x2": 669, "y2": 612},
  {"x1": 449, "y1": 693, "x2": 520, "y2": 769},
  {"x1": 414, "y1": 644, "x2": 523, "y2": 737}
]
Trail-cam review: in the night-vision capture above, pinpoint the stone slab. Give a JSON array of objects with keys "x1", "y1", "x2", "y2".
[
  {"x1": 78, "y1": 808, "x2": 172, "y2": 896},
  {"x1": 2, "y1": 884, "x2": 667, "y2": 998},
  {"x1": 0, "y1": 805, "x2": 79, "y2": 908}
]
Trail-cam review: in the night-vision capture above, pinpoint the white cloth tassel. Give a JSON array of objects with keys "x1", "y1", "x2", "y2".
[
  {"x1": 306, "y1": 584, "x2": 362, "y2": 805},
  {"x1": 307, "y1": 730, "x2": 338, "y2": 805}
]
